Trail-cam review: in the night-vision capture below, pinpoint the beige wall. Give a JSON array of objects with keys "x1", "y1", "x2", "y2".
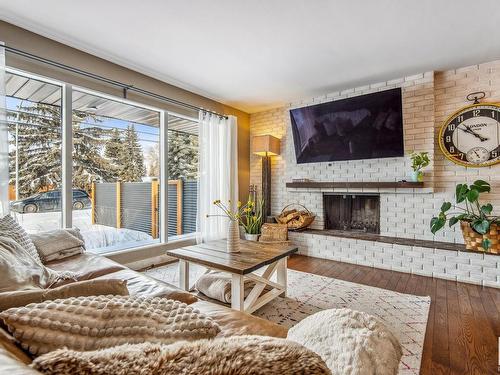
[{"x1": 0, "y1": 21, "x2": 250, "y2": 202}]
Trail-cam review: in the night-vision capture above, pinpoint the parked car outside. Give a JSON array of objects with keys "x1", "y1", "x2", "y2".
[{"x1": 9, "y1": 189, "x2": 91, "y2": 213}]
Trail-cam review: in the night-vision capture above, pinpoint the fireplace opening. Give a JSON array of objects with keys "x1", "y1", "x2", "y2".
[{"x1": 323, "y1": 194, "x2": 380, "y2": 233}]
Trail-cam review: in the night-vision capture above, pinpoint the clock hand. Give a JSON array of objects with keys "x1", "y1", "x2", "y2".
[
  {"x1": 458, "y1": 124, "x2": 489, "y2": 142},
  {"x1": 457, "y1": 126, "x2": 476, "y2": 137},
  {"x1": 462, "y1": 124, "x2": 487, "y2": 140},
  {"x1": 474, "y1": 150, "x2": 480, "y2": 158}
]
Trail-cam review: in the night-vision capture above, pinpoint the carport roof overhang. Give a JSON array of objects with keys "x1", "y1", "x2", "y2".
[{"x1": 5, "y1": 71, "x2": 198, "y2": 135}]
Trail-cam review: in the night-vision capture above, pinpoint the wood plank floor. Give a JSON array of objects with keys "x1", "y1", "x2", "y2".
[{"x1": 288, "y1": 254, "x2": 500, "y2": 375}]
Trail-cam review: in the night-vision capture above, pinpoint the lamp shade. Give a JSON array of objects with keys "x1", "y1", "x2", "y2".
[{"x1": 252, "y1": 135, "x2": 281, "y2": 156}]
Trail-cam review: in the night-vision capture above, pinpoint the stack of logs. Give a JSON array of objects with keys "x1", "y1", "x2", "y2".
[{"x1": 275, "y1": 206, "x2": 315, "y2": 231}]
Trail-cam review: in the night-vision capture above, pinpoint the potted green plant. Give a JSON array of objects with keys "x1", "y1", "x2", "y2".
[
  {"x1": 240, "y1": 197, "x2": 264, "y2": 241},
  {"x1": 409, "y1": 151, "x2": 430, "y2": 182},
  {"x1": 430, "y1": 180, "x2": 499, "y2": 253}
]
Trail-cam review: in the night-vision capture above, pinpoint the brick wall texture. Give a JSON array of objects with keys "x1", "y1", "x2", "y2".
[{"x1": 249, "y1": 60, "x2": 500, "y2": 287}]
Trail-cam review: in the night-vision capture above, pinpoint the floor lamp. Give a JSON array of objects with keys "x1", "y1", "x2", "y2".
[{"x1": 252, "y1": 135, "x2": 280, "y2": 221}]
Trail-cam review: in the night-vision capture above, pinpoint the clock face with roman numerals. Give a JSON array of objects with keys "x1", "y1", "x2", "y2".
[{"x1": 439, "y1": 103, "x2": 500, "y2": 167}]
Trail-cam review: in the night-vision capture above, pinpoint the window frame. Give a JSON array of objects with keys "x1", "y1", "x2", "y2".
[{"x1": 6, "y1": 66, "x2": 199, "y2": 253}]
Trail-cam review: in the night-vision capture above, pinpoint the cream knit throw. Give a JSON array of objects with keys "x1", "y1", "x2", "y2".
[
  {"x1": 0, "y1": 236, "x2": 77, "y2": 293},
  {"x1": 0, "y1": 295, "x2": 220, "y2": 356},
  {"x1": 31, "y1": 335, "x2": 331, "y2": 375}
]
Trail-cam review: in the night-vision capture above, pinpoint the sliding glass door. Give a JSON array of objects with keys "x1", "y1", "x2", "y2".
[
  {"x1": 71, "y1": 89, "x2": 162, "y2": 253},
  {"x1": 3, "y1": 68, "x2": 199, "y2": 254},
  {"x1": 6, "y1": 71, "x2": 63, "y2": 232}
]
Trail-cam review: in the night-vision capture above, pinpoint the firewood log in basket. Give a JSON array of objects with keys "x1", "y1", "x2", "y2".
[{"x1": 275, "y1": 204, "x2": 315, "y2": 231}]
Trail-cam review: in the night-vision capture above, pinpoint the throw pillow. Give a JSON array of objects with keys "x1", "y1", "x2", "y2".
[
  {"x1": 0, "y1": 215, "x2": 41, "y2": 263},
  {"x1": 0, "y1": 279, "x2": 129, "y2": 311},
  {"x1": 194, "y1": 271, "x2": 256, "y2": 304},
  {"x1": 31, "y1": 335, "x2": 331, "y2": 375},
  {"x1": 30, "y1": 229, "x2": 85, "y2": 263},
  {"x1": 0, "y1": 295, "x2": 220, "y2": 356},
  {"x1": 287, "y1": 308, "x2": 403, "y2": 375}
]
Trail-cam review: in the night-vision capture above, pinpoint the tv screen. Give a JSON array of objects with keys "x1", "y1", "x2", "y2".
[{"x1": 290, "y1": 88, "x2": 404, "y2": 164}]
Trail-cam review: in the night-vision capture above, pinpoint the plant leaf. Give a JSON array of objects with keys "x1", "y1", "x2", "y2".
[
  {"x1": 440, "y1": 202, "x2": 452, "y2": 212},
  {"x1": 449, "y1": 217, "x2": 459, "y2": 227},
  {"x1": 480, "y1": 204, "x2": 493, "y2": 215},
  {"x1": 482, "y1": 238, "x2": 491, "y2": 250},
  {"x1": 456, "y1": 184, "x2": 468, "y2": 203},
  {"x1": 471, "y1": 219, "x2": 490, "y2": 234},
  {"x1": 466, "y1": 188, "x2": 479, "y2": 203},
  {"x1": 472, "y1": 180, "x2": 491, "y2": 193},
  {"x1": 430, "y1": 217, "x2": 446, "y2": 234}
]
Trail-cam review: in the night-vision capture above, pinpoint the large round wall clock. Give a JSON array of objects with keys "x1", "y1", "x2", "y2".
[{"x1": 439, "y1": 102, "x2": 500, "y2": 167}]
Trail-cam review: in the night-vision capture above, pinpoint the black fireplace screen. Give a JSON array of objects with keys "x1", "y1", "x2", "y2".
[{"x1": 323, "y1": 194, "x2": 380, "y2": 233}]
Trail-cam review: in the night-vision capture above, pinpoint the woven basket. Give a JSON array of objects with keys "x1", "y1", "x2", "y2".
[
  {"x1": 460, "y1": 221, "x2": 500, "y2": 254},
  {"x1": 259, "y1": 223, "x2": 289, "y2": 243},
  {"x1": 275, "y1": 204, "x2": 315, "y2": 231}
]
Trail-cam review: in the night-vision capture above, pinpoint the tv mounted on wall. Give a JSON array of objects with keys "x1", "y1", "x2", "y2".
[{"x1": 290, "y1": 88, "x2": 404, "y2": 164}]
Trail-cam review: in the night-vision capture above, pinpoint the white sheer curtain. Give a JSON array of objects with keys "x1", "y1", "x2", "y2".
[
  {"x1": 197, "y1": 112, "x2": 238, "y2": 243},
  {"x1": 0, "y1": 42, "x2": 8, "y2": 217}
]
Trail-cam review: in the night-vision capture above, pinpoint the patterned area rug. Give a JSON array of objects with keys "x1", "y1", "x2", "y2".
[{"x1": 144, "y1": 263, "x2": 430, "y2": 375}]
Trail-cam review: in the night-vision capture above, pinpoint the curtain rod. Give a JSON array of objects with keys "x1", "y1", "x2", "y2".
[{"x1": 2, "y1": 45, "x2": 228, "y2": 119}]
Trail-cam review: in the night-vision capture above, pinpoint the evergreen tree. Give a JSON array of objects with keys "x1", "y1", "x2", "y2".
[
  {"x1": 72, "y1": 110, "x2": 115, "y2": 191},
  {"x1": 129, "y1": 131, "x2": 199, "y2": 181},
  {"x1": 118, "y1": 125, "x2": 145, "y2": 182},
  {"x1": 104, "y1": 128, "x2": 123, "y2": 164},
  {"x1": 8, "y1": 102, "x2": 113, "y2": 197},
  {"x1": 167, "y1": 130, "x2": 198, "y2": 180},
  {"x1": 8, "y1": 103, "x2": 61, "y2": 197},
  {"x1": 104, "y1": 128, "x2": 124, "y2": 179}
]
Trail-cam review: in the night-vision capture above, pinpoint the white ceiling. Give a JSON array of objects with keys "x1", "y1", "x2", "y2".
[{"x1": 1, "y1": 0, "x2": 500, "y2": 113}]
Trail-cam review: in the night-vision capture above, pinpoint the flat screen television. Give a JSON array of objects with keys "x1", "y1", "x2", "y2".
[{"x1": 290, "y1": 88, "x2": 404, "y2": 164}]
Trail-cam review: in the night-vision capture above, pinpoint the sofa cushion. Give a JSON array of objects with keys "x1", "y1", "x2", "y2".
[
  {"x1": 31, "y1": 336, "x2": 331, "y2": 375},
  {"x1": 287, "y1": 308, "x2": 402, "y2": 375},
  {"x1": 1, "y1": 295, "x2": 220, "y2": 356},
  {"x1": 46, "y1": 253, "x2": 126, "y2": 281},
  {"x1": 191, "y1": 301, "x2": 288, "y2": 338},
  {"x1": 0, "y1": 279, "x2": 129, "y2": 312},
  {"x1": 96, "y1": 269, "x2": 199, "y2": 304},
  {"x1": 0, "y1": 215, "x2": 41, "y2": 264}
]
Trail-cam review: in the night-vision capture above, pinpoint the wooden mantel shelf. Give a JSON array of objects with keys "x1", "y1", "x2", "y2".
[{"x1": 286, "y1": 181, "x2": 424, "y2": 189}]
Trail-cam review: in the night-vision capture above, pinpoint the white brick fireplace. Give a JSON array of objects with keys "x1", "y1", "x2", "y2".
[{"x1": 250, "y1": 62, "x2": 500, "y2": 288}]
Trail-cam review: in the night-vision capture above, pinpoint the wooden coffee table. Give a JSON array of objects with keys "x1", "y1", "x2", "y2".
[{"x1": 166, "y1": 239, "x2": 298, "y2": 313}]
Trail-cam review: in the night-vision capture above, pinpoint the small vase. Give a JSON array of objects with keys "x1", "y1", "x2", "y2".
[
  {"x1": 244, "y1": 233, "x2": 260, "y2": 242},
  {"x1": 227, "y1": 219, "x2": 240, "y2": 253},
  {"x1": 410, "y1": 170, "x2": 423, "y2": 182}
]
